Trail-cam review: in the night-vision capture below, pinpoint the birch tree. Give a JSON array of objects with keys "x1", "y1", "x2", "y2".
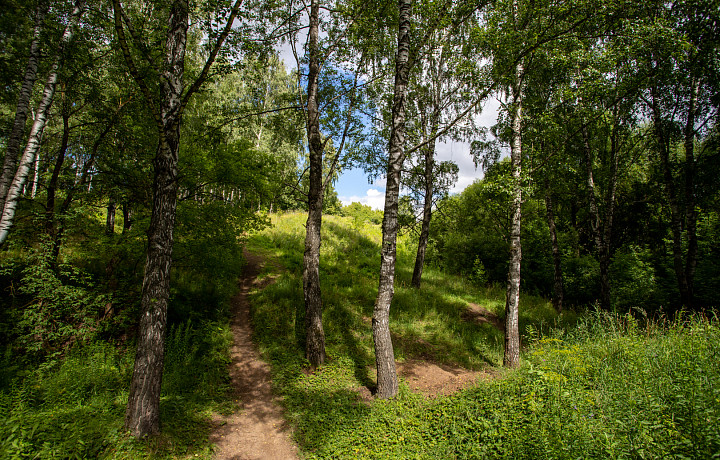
[
  {"x1": 0, "y1": 0, "x2": 85, "y2": 246},
  {"x1": 111, "y1": 0, "x2": 246, "y2": 436}
]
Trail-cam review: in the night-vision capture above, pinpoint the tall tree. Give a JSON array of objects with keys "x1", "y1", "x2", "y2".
[
  {"x1": 0, "y1": 0, "x2": 85, "y2": 246},
  {"x1": 112, "y1": 0, "x2": 244, "y2": 436},
  {"x1": 0, "y1": 1, "x2": 47, "y2": 214},
  {"x1": 302, "y1": 0, "x2": 327, "y2": 367},
  {"x1": 403, "y1": 27, "x2": 471, "y2": 288},
  {"x1": 503, "y1": 57, "x2": 524, "y2": 368},
  {"x1": 373, "y1": 0, "x2": 412, "y2": 399},
  {"x1": 283, "y1": 0, "x2": 363, "y2": 367},
  {"x1": 644, "y1": 0, "x2": 720, "y2": 310}
]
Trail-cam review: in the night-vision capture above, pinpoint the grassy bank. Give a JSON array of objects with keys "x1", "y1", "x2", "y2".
[{"x1": 248, "y1": 212, "x2": 720, "y2": 459}]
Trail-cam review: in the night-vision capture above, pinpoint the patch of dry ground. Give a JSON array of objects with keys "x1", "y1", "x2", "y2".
[
  {"x1": 210, "y1": 251, "x2": 298, "y2": 460},
  {"x1": 397, "y1": 359, "x2": 497, "y2": 397},
  {"x1": 211, "y1": 251, "x2": 500, "y2": 458}
]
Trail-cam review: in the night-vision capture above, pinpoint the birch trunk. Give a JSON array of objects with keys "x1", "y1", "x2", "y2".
[
  {"x1": 373, "y1": 0, "x2": 411, "y2": 399},
  {"x1": 302, "y1": 0, "x2": 326, "y2": 368},
  {"x1": 0, "y1": 3, "x2": 46, "y2": 212},
  {"x1": 123, "y1": 0, "x2": 187, "y2": 437},
  {"x1": 411, "y1": 141, "x2": 435, "y2": 288},
  {"x1": 504, "y1": 60, "x2": 523, "y2": 369},
  {"x1": 0, "y1": 1, "x2": 83, "y2": 246}
]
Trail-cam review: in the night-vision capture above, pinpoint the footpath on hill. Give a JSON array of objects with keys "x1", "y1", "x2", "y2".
[{"x1": 209, "y1": 250, "x2": 298, "y2": 460}]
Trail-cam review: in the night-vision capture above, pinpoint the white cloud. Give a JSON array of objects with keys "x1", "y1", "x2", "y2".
[
  {"x1": 340, "y1": 188, "x2": 386, "y2": 210},
  {"x1": 422, "y1": 97, "x2": 500, "y2": 196}
]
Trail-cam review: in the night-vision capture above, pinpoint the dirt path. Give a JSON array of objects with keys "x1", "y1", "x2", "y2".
[
  {"x1": 462, "y1": 302, "x2": 504, "y2": 331},
  {"x1": 210, "y1": 251, "x2": 298, "y2": 460}
]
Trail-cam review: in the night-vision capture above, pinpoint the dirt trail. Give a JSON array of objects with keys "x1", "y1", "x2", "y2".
[{"x1": 210, "y1": 251, "x2": 298, "y2": 460}]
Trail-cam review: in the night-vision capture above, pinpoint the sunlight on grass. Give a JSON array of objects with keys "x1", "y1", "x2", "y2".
[{"x1": 247, "y1": 212, "x2": 720, "y2": 459}]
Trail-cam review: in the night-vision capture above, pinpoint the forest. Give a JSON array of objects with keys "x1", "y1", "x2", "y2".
[{"x1": 0, "y1": 0, "x2": 718, "y2": 458}]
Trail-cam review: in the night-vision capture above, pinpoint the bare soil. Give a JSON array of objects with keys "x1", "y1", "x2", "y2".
[
  {"x1": 462, "y1": 302, "x2": 505, "y2": 331},
  {"x1": 211, "y1": 250, "x2": 498, "y2": 458},
  {"x1": 210, "y1": 251, "x2": 298, "y2": 460},
  {"x1": 397, "y1": 359, "x2": 497, "y2": 397}
]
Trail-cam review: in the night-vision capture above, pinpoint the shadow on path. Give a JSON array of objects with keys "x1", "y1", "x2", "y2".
[{"x1": 210, "y1": 250, "x2": 298, "y2": 460}]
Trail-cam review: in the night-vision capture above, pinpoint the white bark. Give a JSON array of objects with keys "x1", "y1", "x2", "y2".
[{"x1": 0, "y1": 2, "x2": 84, "y2": 245}]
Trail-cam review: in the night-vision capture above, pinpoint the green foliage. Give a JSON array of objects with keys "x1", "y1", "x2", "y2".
[
  {"x1": 0, "y1": 320, "x2": 232, "y2": 459},
  {"x1": 340, "y1": 202, "x2": 384, "y2": 226},
  {"x1": 0, "y1": 239, "x2": 109, "y2": 359},
  {"x1": 469, "y1": 256, "x2": 488, "y2": 286},
  {"x1": 610, "y1": 245, "x2": 660, "y2": 312},
  {"x1": 171, "y1": 198, "x2": 268, "y2": 324},
  {"x1": 248, "y1": 214, "x2": 720, "y2": 459}
]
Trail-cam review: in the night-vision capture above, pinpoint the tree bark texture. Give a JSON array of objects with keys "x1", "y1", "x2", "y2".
[
  {"x1": 544, "y1": 188, "x2": 563, "y2": 313},
  {"x1": 411, "y1": 95, "x2": 440, "y2": 288},
  {"x1": 599, "y1": 108, "x2": 620, "y2": 311},
  {"x1": 503, "y1": 61, "x2": 523, "y2": 369},
  {"x1": 0, "y1": 2, "x2": 83, "y2": 246},
  {"x1": 123, "y1": 203, "x2": 133, "y2": 233},
  {"x1": 374, "y1": 0, "x2": 412, "y2": 399},
  {"x1": 0, "y1": 3, "x2": 47, "y2": 213},
  {"x1": 123, "y1": 0, "x2": 187, "y2": 437},
  {"x1": 581, "y1": 123, "x2": 614, "y2": 310},
  {"x1": 45, "y1": 102, "x2": 70, "y2": 237},
  {"x1": 302, "y1": 0, "x2": 326, "y2": 368},
  {"x1": 410, "y1": 141, "x2": 435, "y2": 288},
  {"x1": 106, "y1": 200, "x2": 116, "y2": 235}
]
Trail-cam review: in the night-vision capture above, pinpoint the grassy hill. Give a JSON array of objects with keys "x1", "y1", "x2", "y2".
[{"x1": 248, "y1": 212, "x2": 720, "y2": 459}]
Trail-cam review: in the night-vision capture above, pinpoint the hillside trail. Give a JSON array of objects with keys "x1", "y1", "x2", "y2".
[{"x1": 210, "y1": 249, "x2": 298, "y2": 460}]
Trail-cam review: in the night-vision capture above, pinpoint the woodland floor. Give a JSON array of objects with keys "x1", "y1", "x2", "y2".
[
  {"x1": 210, "y1": 250, "x2": 492, "y2": 459},
  {"x1": 209, "y1": 251, "x2": 299, "y2": 460}
]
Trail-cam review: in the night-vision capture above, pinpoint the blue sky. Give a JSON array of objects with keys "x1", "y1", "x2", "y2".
[
  {"x1": 276, "y1": 29, "x2": 501, "y2": 210},
  {"x1": 335, "y1": 99, "x2": 501, "y2": 210}
]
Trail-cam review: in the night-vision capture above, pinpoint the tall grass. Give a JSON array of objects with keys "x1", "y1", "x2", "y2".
[
  {"x1": 248, "y1": 212, "x2": 720, "y2": 459},
  {"x1": 0, "y1": 321, "x2": 233, "y2": 459}
]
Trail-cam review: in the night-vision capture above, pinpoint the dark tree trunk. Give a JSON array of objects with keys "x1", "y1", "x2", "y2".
[
  {"x1": 0, "y1": 3, "x2": 46, "y2": 213},
  {"x1": 599, "y1": 108, "x2": 620, "y2": 311},
  {"x1": 683, "y1": 77, "x2": 698, "y2": 309},
  {"x1": 374, "y1": 0, "x2": 412, "y2": 399},
  {"x1": 111, "y1": 0, "x2": 273, "y2": 437},
  {"x1": 123, "y1": 203, "x2": 133, "y2": 233},
  {"x1": 544, "y1": 188, "x2": 563, "y2": 313},
  {"x1": 651, "y1": 91, "x2": 689, "y2": 310},
  {"x1": 302, "y1": 0, "x2": 326, "y2": 368},
  {"x1": 581, "y1": 123, "x2": 613, "y2": 310},
  {"x1": 411, "y1": 142, "x2": 435, "y2": 288},
  {"x1": 504, "y1": 61, "x2": 523, "y2": 369},
  {"x1": 120, "y1": 0, "x2": 188, "y2": 437},
  {"x1": 51, "y1": 108, "x2": 112, "y2": 264},
  {"x1": 46, "y1": 103, "x2": 70, "y2": 238},
  {"x1": 106, "y1": 199, "x2": 116, "y2": 235}
]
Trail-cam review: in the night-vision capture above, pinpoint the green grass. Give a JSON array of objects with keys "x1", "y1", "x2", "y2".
[
  {"x1": 0, "y1": 320, "x2": 234, "y2": 459},
  {"x1": 3, "y1": 212, "x2": 717, "y2": 459},
  {"x1": 248, "y1": 212, "x2": 720, "y2": 459}
]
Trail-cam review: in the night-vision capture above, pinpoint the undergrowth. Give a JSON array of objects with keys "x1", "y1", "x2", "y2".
[
  {"x1": 248, "y1": 212, "x2": 720, "y2": 459},
  {"x1": 0, "y1": 321, "x2": 232, "y2": 459}
]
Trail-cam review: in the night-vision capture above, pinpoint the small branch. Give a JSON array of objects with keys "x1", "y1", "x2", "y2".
[
  {"x1": 181, "y1": 0, "x2": 245, "y2": 111},
  {"x1": 112, "y1": 0, "x2": 163, "y2": 131}
]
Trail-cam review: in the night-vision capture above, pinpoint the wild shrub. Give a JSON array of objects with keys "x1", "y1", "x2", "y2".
[
  {"x1": 2, "y1": 239, "x2": 109, "y2": 359},
  {"x1": 0, "y1": 320, "x2": 233, "y2": 459}
]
